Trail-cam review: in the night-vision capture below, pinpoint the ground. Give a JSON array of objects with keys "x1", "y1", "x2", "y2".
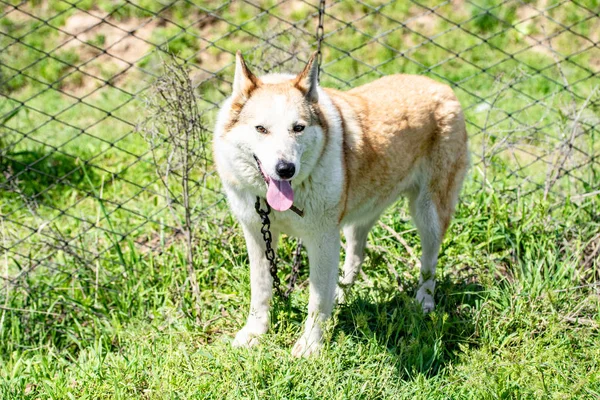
[{"x1": 0, "y1": 1, "x2": 599, "y2": 398}]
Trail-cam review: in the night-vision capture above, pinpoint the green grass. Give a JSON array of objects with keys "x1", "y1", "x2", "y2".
[
  {"x1": 1, "y1": 0, "x2": 599, "y2": 398},
  {"x1": 1, "y1": 188, "x2": 599, "y2": 398}
]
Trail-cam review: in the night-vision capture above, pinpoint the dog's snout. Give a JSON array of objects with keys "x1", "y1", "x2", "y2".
[{"x1": 275, "y1": 160, "x2": 296, "y2": 180}]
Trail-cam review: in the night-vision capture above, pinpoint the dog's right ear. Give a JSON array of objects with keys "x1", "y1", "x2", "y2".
[{"x1": 233, "y1": 51, "x2": 260, "y2": 99}]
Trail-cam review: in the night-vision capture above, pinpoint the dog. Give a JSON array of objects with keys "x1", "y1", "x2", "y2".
[{"x1": 213, "y1": 51, "x2": 469, "y2": 357}]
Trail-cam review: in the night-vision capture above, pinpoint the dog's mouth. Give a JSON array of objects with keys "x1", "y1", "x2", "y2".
[{"x1": 253, "y1": 155, "x2": 302, "y2": 216}]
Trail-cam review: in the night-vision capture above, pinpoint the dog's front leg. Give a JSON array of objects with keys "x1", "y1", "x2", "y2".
[
  {"x1": 232, "y1": 222, "x2": 278, "y2": 348},
  {"x1": 292, "y1": 229, "x2": 340, "y2": 357}
]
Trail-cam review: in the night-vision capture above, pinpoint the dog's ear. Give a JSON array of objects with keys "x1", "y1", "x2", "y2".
[
  {"x1": 294, "y1": 52, "x2": 319, "y2": 103},
  {"x1": 233, "y1": 51, "x2": 260, "y2": 99}
]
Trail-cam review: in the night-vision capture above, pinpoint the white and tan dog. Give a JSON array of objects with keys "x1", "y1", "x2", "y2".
[{"x1": 213, "y1": 51, "x2": 469, "y2": 357}]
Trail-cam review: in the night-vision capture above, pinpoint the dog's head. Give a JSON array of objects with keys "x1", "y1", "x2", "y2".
[{"x1": 217, "y1": 51, "x2": 326, "y2": 211}]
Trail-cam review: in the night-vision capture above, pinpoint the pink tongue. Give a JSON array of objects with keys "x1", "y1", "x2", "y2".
[{"x1": 266, "y1": 179, "x2": 294, "y2": 211}]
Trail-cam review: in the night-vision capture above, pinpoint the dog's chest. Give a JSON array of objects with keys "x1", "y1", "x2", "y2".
[
  {"x1": 268, "y1": 185, "x2": 343, "y2": 236},
  {"x1": 226, "y1": 177, "x2": 343, "y2": 237}
]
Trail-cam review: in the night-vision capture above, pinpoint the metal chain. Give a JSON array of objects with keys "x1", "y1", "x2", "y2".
[
  {"x1": 254, "y1": 197, "x2": 284, "y2": 298},
  {"x1": 254, "y1": 197, "x2": 304, "y2": 300},
  {"x1": 251, "y1": 3, "x2": 325, "y2": 299},
  {"x1": 316, "y1": 0, "x2": 326, "y2": 82}
]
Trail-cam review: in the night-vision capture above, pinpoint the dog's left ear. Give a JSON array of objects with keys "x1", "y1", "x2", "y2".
[{"x1": 294, "y1": 52, "x2": 319, "y2": 103}]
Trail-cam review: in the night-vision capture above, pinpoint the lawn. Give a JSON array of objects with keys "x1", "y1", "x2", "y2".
[{"x1": 1, "y1": 0, "x2": 599, "y2": 398}]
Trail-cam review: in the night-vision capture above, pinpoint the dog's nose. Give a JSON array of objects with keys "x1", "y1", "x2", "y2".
[{"x1": 275, "y1": 160, "x2": 296, "y2": 180}]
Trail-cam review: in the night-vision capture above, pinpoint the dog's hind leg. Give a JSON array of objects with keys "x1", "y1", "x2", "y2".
[
  {"x1": 411, "y1": 98, "x2": 469, "y2": 312},
  {"x1": 410, "y1": 162, "x2": 467, "y2": 313},
  {"x1": 409, "y1": 187, "x2": 443, "y2": 313},
  {"x1": 232, "y1": 222, "x2": 279, "y2": 348},
  {"x1": 336, "y1": 218, "x2": 377, "y2": 304}
]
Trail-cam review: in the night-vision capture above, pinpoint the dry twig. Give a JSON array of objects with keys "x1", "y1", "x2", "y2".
[
  {"x1": 378, "y1": 221, "x2": 419, "y2": 264},
  {"x1": 139, "y1": 55, "x2": 209, "y2": 323}
]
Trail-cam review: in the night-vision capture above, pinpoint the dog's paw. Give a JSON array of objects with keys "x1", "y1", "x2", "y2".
[
  {"x1": 291, "y1": 333, "x2": 322, "y2": 358},
  {"x1": 232, "y1": 326, "x2": 264, "y2": 348},
  {"x1": 416, "y1": 287, "x2": 435, "y2": 313}
]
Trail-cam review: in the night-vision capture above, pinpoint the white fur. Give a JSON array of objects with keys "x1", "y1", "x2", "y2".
[
  {"x1": 214, "y1": 70, "x2": 451, "y2": 357},
  {"x1": 215, "y1": 83, "x2": 347, "y2": 356}
]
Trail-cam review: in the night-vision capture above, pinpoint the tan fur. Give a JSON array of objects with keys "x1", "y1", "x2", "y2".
[
  {"x1": 325, "y1": 75, "x2": 468, "y2": 231},
  {"x1": 216, "y1": 53, "x2": 469, "y2": 356}
]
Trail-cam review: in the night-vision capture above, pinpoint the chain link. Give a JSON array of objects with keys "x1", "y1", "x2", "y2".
[
  {"x1": 3, "y1": 0, "x2": 598, "y2": 330},
  {"x1": 254, "y1": 197, "x2": 304, "y2": 299},
  {"x1": 316, "y1": 0, "x2": 326, "y2": 82},
  {"x1": 254, "y1": 197, "x2": 284, "y2": 298}
]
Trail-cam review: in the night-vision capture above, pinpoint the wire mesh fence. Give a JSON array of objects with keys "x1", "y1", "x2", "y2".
[{"x1": 0, "y1": 0, "x2": 598, "y2": 347}]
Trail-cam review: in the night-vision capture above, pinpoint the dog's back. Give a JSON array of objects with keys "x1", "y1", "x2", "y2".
[{"x1": 324, "y1": 74, "x2": 469, "y2": 229}]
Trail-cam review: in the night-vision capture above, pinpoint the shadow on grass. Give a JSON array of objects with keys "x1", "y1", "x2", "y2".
[
  {"x1": 0, "y1": 146, "x2": 100, "y2": 207},
  {"x1": 334, "y1": 274, "x2": 485, "y2": 378}
]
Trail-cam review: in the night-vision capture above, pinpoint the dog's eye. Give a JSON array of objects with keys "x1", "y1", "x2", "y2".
[
  {"x1": 255, "y1": 125, "x2": 268, "y2": 134},
  {"x1": 293, "y1": 125, "x2": 305, "y2": 133}
]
